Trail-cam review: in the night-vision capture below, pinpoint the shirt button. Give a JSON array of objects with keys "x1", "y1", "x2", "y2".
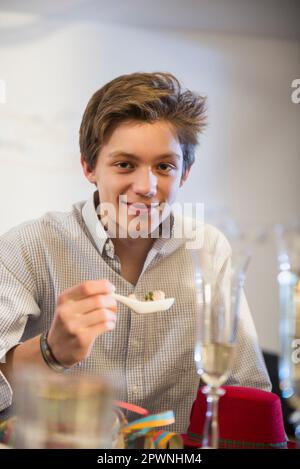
[
  {"x1": 132, "y1": 385, "x2": 139, "y2": 394},
  {"x1": 131, "y1": 339, "x2": 140, "y2": 347}
]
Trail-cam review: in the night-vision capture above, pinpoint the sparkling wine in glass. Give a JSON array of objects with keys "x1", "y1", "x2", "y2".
[{"x1": 192, "y1": 248, "x2": 250, "y2": 448}]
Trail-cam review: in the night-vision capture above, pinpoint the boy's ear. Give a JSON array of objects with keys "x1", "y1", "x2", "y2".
[
  {"x1": 80, "y1": 155, "x2": 97, "y2": 184},
  {"x1": 179, "y1": 165, "x2": 192, "y2": 187}
]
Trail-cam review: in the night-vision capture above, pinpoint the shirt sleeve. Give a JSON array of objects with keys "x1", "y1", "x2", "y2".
[{"x1": 0, "y1": 228, "x2": 41, "y2": 412}]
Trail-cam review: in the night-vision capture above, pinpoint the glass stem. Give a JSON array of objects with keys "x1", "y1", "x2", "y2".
[{"x1": 202, "y1": 386, "x2": 224, "y2": 449}]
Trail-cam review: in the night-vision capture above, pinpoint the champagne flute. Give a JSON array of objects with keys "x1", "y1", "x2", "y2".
[
  {"x1": 275, "y1": 222, "x2": 300, "y2": 446},
  {"x1": 191, "y1": 248, "x2": 250, "y2": 448}
]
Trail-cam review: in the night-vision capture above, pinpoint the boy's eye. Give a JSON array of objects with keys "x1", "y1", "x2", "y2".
[
  {"x1": 114, "y1": 161, "x2": 175, "y2": 172},
  {"x1": 157, "y1": 163, "x2": 174, "y2": 172},
  {"x1": 115, "y1": 162, "x2": 134, "y2": 169}
]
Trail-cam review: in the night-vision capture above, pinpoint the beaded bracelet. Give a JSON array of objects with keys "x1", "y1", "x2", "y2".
[{"x1": 40, "y1": 331, "x2": 69, "y2": 373}]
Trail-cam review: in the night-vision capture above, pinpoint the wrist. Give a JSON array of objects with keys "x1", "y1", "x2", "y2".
[{"x1": 40, "y1": 331, "x2": 70, "y2": 373}]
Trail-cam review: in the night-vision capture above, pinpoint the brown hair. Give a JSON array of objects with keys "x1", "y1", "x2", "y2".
[{"x1": 79, "y1": 72, "x2": 207, "y2": 174}]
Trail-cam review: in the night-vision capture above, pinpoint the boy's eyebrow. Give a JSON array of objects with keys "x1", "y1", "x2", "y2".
[{"x1": 108, "y1": 151, "x2": 181, "y2": 160}]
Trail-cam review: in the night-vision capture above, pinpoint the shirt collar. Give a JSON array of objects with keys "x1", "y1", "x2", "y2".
[{"x1": 82, "y1": 190, "x2": 109, "y2": 255}]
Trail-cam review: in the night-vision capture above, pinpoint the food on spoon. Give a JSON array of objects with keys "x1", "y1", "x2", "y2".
[
  {"x1": 144, "y1": 290, "x2": 166, "y2": 301},
  {"x1": 128, "y1": 290, "x2": 166, "y2": 302}
]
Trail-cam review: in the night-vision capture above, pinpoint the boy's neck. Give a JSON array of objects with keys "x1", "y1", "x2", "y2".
[
  {"x1": 110, "y1": 235, "x2": 156, "y2": 285},
  {"x1": 111, "y1": 235, "x2": 155, "y2": 261}
]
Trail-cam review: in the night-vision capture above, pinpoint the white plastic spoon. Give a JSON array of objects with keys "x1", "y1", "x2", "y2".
[{"x1": 113, "y1": 293, "x2": 175, "y2": 314}]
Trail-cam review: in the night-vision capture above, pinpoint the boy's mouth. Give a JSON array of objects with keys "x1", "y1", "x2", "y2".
[{"x1": 122, "y1": 201, "x2": 160, "y2": 214}]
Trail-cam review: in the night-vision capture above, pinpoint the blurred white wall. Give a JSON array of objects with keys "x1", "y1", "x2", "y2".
[{"x1": 0, "y1": 3, "x2": 299, "y2": 353}]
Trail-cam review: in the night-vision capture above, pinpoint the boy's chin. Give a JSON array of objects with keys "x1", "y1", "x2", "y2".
[{"x1": 126, "y1": 220, "x2": 161, "y2": 239}]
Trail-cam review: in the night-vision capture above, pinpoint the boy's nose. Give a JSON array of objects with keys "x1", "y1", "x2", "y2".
[{"x1": 132, "y1": 168, "x2": 158, "y2": 198}]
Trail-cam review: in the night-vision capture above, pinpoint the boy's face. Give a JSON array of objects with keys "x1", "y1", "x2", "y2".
[{"x1": 81, "y1": 120, "x2": 190, "y2": 237}]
